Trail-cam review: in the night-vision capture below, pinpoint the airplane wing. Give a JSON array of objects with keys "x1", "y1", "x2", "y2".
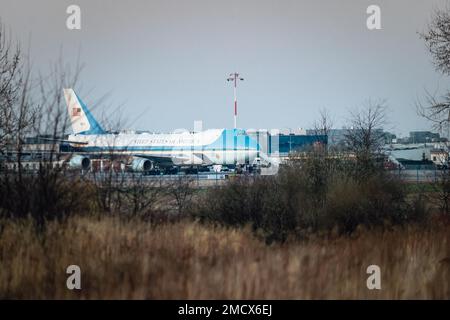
[{"x1": 39, "y1": 137, "x2": 88, "y2": 145}]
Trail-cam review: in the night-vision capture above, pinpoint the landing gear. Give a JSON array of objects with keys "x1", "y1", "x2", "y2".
[
  {"x1": 184, "y1": 167, "x2": 198, "y2": 175},
  {"x1": 163, "y1": 166, "x2": 179, "y2": 175},
  {"x1": 235, "y1": 163, "x2": 262, "y2": 175},
  {"x1": 143, "y1": 168, "x2": 162, "y2": 175},
  {"x1": 248, "y1": 164, "x2": 261, "y2": 174}
]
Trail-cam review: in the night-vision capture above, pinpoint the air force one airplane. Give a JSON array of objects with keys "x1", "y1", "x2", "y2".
[{"x1": 63, "y1": 89, "x2": 278, "y2": 172}]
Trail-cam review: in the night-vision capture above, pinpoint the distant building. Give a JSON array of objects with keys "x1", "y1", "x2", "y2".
[
  {"x1": 409, "y1": 131, "x2": 440, "y2": 143},
  {"x1": 246, "y1": 129, "x2": 327, "y2": 157},
  {"x1": 3, "y1": 135, "x2": 62, "y2": 162},
  {"x1": 306, "y1": 128, "x2": 396, "y2": 146},
  {"x1": 276, "y1": 134, "x2": 327, "y2": 155},
  {"x1": 306, "y1": 129, "x2": 346, "y2": 146},
  {"x1": 380, "y1": 131, "x2": 397, "y2": 144},
  {"x1": 395, "y1": 136, "x2": 411, "y2": 144}
]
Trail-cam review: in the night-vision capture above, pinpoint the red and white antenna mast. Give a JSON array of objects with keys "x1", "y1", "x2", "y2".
[{"x1": 227, "y1": 72, "x2": 244, "y2": 129}]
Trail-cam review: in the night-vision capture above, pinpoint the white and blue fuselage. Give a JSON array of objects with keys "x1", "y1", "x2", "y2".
[
  {"x1": 68, "y1": 128, "x2": 260, "y2": 166},
  {"x1": 64, "y1": 89, "x2": 267, "y2": 168}
]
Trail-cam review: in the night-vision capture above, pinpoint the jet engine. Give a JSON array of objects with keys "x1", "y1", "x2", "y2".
[
  {"x1": 131, "y1": 157, "x2": 152, "y2": 172},
  {"x1": 69, "y1": 155, "x2": 91, "y2": 170}
]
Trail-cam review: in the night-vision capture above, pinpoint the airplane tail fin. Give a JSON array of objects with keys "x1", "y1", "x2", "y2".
[{"x1": 63, "y1": 89, "x2": 105, "y2": 135}]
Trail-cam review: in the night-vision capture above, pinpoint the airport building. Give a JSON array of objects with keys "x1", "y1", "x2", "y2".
[{"x1": 246, "y1": 129, "x2": 327, "y2": 159}]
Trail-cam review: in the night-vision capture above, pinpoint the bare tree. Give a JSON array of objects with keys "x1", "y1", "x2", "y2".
[
  {"x1": 167, "y1": 176, "x2": 195, "y2": 214},
  {"x1": 313, "y1": 108, "x2": 334, "y2": 138},
  {"x1": 345, "y1": 100, "x2": 387, "y2": 175},
  {"x1": 416, "y1": 88, "x2": 450, "y2": 135},
  {"x1": 418, "y1": 5, "x2": 450, "y2": 135},
  {"x1": 0, "y1": 22, "x2": 90, "y2": 230},
  {"x1": 311, "y1": 108, "x2": 334, "y2": 153},
  {"x1": 0, "y1": 25, "x2": 35, "y2": 162},
  {"x1": 123, "y1": 174, "x2": 164, "y2": 218},
  {"x1": 0, "y1": 24, "x2": 35, "y2": 218},
  {"x1": 0, "y1": 25, "x2": 20, "y2": 154},
  {"x1": 421, "y1": 5, "x2": 450, "y2": 76}
]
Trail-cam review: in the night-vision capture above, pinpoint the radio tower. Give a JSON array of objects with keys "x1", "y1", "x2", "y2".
[{"x1": 227, "y1": 72, "x2": 244, "y2": 129}]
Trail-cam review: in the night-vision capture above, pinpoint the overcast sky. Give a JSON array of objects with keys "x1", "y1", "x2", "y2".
[{"x1": 1, "y1": 0, "x2": 449, "y2": 136}]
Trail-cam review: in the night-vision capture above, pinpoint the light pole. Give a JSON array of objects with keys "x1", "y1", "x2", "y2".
[{"x1": 227, "y1": 73, "x2": 244, "y2": 129}]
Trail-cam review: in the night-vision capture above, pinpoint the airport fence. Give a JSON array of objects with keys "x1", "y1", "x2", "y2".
[{"x1": 389, "y1": 168, "x2": 441, "y2": 183}]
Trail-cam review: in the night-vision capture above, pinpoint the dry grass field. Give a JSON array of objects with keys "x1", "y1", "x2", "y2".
[{"x1": 0, "y1": 216, "x2": 449, "y2": 299}]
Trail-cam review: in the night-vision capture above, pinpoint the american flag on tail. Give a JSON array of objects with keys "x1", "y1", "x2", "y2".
[{"x1": 72, "y1": 107, "x2": 81, "y2": 116}]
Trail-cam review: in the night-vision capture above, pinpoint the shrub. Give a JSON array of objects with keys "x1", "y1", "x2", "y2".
[
  {"x1": 193, "y1": 151, "x2": 428, "y2": 242},
  {"x1": 0, "y1": 166, "x2": 94, "y2": 231}
]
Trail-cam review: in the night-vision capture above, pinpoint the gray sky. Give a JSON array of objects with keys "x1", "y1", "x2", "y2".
[{"x1": 1, "y1": 0, "x2": 449, "y2": 136}]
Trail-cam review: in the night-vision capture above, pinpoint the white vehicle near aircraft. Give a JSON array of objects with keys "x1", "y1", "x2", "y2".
[{"x1": 63, "y1": 89, "x2": 279, "y2": 172}]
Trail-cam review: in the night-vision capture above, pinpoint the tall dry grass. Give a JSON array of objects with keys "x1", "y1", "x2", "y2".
[{"x1": 0, "y1": 216, "x2": 449, "y2": 299}]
